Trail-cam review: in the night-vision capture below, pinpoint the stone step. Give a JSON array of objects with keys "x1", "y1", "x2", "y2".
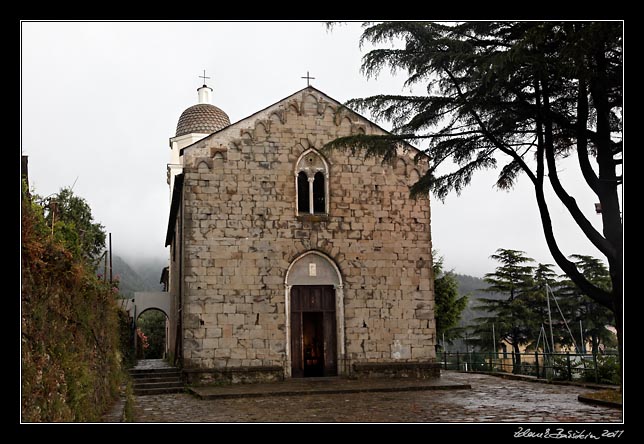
[
  {"x1": 129, "y1": 363, "x2": 184, "y2": 396},
  {"x1": 130, "y1": 367, "x2": 181, "y2": 376},
  {"x1": 133, "y1": 381, "x2": 185, "y2": 390},
  {"x1": 130, "y1": 371, "x2": 182, "y2": 379},
  {"x1": 130, "y1": 375, "x2": 183, "y2": 384},
  {"x1": 134, "y1": 386, "x2": 185, "y2": 396}
]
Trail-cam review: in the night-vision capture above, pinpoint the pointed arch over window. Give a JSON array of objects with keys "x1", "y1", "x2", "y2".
[{"x1": 295, "y1": 149, "x2": 329, "y2": 215}]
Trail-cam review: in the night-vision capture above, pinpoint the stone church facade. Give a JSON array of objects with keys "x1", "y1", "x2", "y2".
[{"x1": 164, "y1": 84, "x2": 438, "y2": 383}]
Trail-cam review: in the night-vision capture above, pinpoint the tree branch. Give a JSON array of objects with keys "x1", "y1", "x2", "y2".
[
  {"x1": 533, "y1": 177, "x2": 612, "y2": 309},
  {"x1": 575, "y1": 79, "x2": 600, "y2": 196},
  {"x1": 541, "y1": 76, "x2": 616, "y2": 260},
  {"x1": 508, "y1": 84, "x2": 620, "y2": 154},
  {"x1": 590, "y1": 45, "x2": 623, "y2": 266},
  {"x1": 534, "y1": 77, "x2": 612, "y2": 310},
  {"x1": 442, "y1": 65, "x2": 537, "y2": 185}
]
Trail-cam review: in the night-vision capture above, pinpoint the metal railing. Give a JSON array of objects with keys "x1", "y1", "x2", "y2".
[{"x1": 440, "y1": 351, "x2": 619, "y2": 385}]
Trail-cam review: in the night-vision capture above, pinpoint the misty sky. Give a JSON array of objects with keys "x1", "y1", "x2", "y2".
[{"x1": 20, "y1": 21, "x2": 611, "y2": 277}]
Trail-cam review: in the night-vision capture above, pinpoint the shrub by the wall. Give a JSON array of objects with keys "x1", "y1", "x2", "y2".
[{"x1": 21, "y1": 183, "x2": 126, "y2": 422}]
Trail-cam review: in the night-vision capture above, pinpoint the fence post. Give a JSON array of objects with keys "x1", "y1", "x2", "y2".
[
  {"x1": 456, "y1": 351, "x2": 460, "y2": 371},
  {"x1": 535, "y1": 351, "x2": 540, "y2": 379},
  {"x1": 443, "y1": 351, "x2": 447, "y2": 370},
  {"x1": 545, "y1": 351, "x2": 551, "y2": 380},
  {"x1": 566, "y1": 352, "x2": 572, "y2": 381},
  {"x1": 593, "y1": 352, "x2": 599, "y2": 384}
]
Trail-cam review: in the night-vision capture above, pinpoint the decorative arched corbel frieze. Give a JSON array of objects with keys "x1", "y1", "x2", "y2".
[
  {"x1": 287, "y1": 99, "x2": 301, "y2": 116},
  {"x1": 350, "y1": 123, "x2": 367, "y2": 135},
  {"x1": 269, "y1": 106, "x2": 287, "y2": 125},
  {"x1": 333, "y1": 107, "x2": 351, "y2": 126},
  {"x1": 317, "y1": 97, "x2": 329, "y2": 116},
  {"x1": 194, "y1": 157, "x2": 213, "y2": 170},
  {"x1": 209, "y1": 145, "x2": 228, "y2": 161}
]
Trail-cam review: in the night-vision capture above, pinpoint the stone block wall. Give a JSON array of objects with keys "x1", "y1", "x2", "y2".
[{"x1": 175, "y1": 88, "x2": 436, "y2": 379}]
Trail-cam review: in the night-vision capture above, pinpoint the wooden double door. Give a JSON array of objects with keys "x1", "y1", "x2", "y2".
[{"x1": 290, "y1": 285, "x2": 337, "y2": 377}]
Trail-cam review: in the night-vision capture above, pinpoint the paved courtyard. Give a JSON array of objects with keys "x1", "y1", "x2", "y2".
[{"x1": 132, "y1": 371, "x2": 622, "y2": 423}]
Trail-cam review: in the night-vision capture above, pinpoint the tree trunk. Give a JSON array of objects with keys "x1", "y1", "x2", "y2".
[
  {"x1": 591, "y1": 333, "x2": 599, "y2": 355},
  {"x1": 612, "y1": 284, "x2": 623, "y2": 392},
  {"x1": 589, "y1": 32, "x2": 623, "y2": 389},
  {"x1": 512, "y1": 342, "x2": 521, "y2": 374}
]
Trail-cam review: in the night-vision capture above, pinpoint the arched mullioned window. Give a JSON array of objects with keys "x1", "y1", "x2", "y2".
[
  {"x1": 297, "y1": 172, "x2": 309, "y2": 213},
  {"x1": 313, "y1": 172, "x2": 325, "y2": 213},
  {"x1": 295, "y1": 150, "x2": 329, "y2": 215}
]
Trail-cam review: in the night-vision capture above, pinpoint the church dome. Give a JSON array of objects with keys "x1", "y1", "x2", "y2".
[{"x1": 175, "y1": 103, "x2": 230, "y2": 137}]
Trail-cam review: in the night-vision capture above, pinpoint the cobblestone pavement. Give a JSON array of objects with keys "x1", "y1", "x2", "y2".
[{"x1": 132, "y1": 371, "x2": 622, "y2": 423}]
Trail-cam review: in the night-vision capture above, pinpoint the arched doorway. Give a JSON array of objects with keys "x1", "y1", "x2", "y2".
[
  {"x1": 136, "y1": 308, "x2": 169, "y2": 359},
  {"x1": 285, "y1": 251, "x2": 345, "y2": 378},
  {"x1": 128, "y1": 291, "x2": 172, "y2": 360}
]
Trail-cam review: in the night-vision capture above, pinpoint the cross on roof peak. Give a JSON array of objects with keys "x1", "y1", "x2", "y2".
[
  {"x1": 199, "y1": 69, "x2": 211, "y2": 86},
  {"x1": 301, "y1": 71, "x2": 315, "y2": 86}
]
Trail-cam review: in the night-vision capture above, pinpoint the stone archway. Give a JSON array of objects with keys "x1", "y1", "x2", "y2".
[
  {"x1": 129, "y1": 291, "x2": 170, "y2": 320},
  {"x1": 284, "y1": 251, "x2": 345, "y2": 378},
  {"x1": 136, "y1": 308, "x2": 169, "y2": 359},
  {"x1": 127, "y1": 292, "x2": 172, "y2": 359}
]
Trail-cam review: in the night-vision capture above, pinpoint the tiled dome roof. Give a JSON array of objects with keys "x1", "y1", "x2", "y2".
[{"x1": 175, "y1": 104, "x2": 230, "y2": 137}]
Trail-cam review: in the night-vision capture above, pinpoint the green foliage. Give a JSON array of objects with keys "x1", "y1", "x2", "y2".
[
  {"x1": 472, "y1": 249, "x2": 617, "y2": 358},
  {"x1": 550, "y1": 354, "x2": 575, "y2": 381},
  {"x1": 521, "y1": 263, "x2": 563, "y2": 351},
  {"x1": 549, "y1": 354, "x2": 618, "y2": 384},
  {"x1": 325, "y1": 24, "x2": 623, "y2": 363},
  {"x1": 122, "y1": 379, "x2": 135, "y2": 422},
  {"x1": 473, "y1": 249, "x2": 537, "y2": 357},
  {"x1": 322, "y1": 133, "x2": 406, "y2": 165},
  {"x1": 118, "y1": 309, "x2": 136, "y2": 369},
  {"x1": 557, "y1": 255, "x2": 615, "y2": 354},
  {"x1": 483, "y1": 249, "x2": 535, "y2": 300},
  {"x1": 21, "y1": 184, "x2": 126, "y2": 422},
  {"x1": 327, "y1": 22, "x2": 622, "y2": 198},
  {"x1": 433, "y1": 253, "x2": 468, "y2": 343},
  {"x1": 594, "y1": 354, "x2": 620, "y2": 385},
  {"x1": 43, "y1": 187, "x2": 106, "y2": 260},
  {"x1": 136, "y1": 310, "x2": 167, "y2": 359}
]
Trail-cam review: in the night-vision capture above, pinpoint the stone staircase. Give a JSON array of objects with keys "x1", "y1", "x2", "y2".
[{"x1": 130, "y1": 359, "x2": 184, "y2": 396}]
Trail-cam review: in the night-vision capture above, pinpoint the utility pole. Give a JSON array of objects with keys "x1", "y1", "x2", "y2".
[
  {"x1": 49, "y1": 198, "x2": 58, "y2": 238},
  {"x1": 109, "y1": 233, "x2": 112, "y2": 282},
  {"x1": 546, "y1": 284, "x2": 555, "y2": 353}
]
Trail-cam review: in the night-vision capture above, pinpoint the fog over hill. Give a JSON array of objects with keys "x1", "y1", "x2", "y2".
[
  {"x1": 111, "y1": 255, "x2": 166, "y2": 298},
  {"x1": 454, "y1": 273, "x2": 492, "y2": 327},
  {"x1": 445, "y1": 274, "x2": 507, "y2": 352}
]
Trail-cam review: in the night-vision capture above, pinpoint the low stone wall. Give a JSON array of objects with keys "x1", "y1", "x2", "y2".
[
  {"x1": 352, "y1": 362, "x2": 441, "y2": 379},
  {"x1": 184, "y1": 362, "x2": 441, "y2": 385},
  {"x1": 183, "y1": 366, "x2": 284, "y2": 385}
]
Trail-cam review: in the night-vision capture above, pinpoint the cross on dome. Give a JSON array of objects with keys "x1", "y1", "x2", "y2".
[{"x1": 199, "y1": 69, "x2": 211, "y2": 87}]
